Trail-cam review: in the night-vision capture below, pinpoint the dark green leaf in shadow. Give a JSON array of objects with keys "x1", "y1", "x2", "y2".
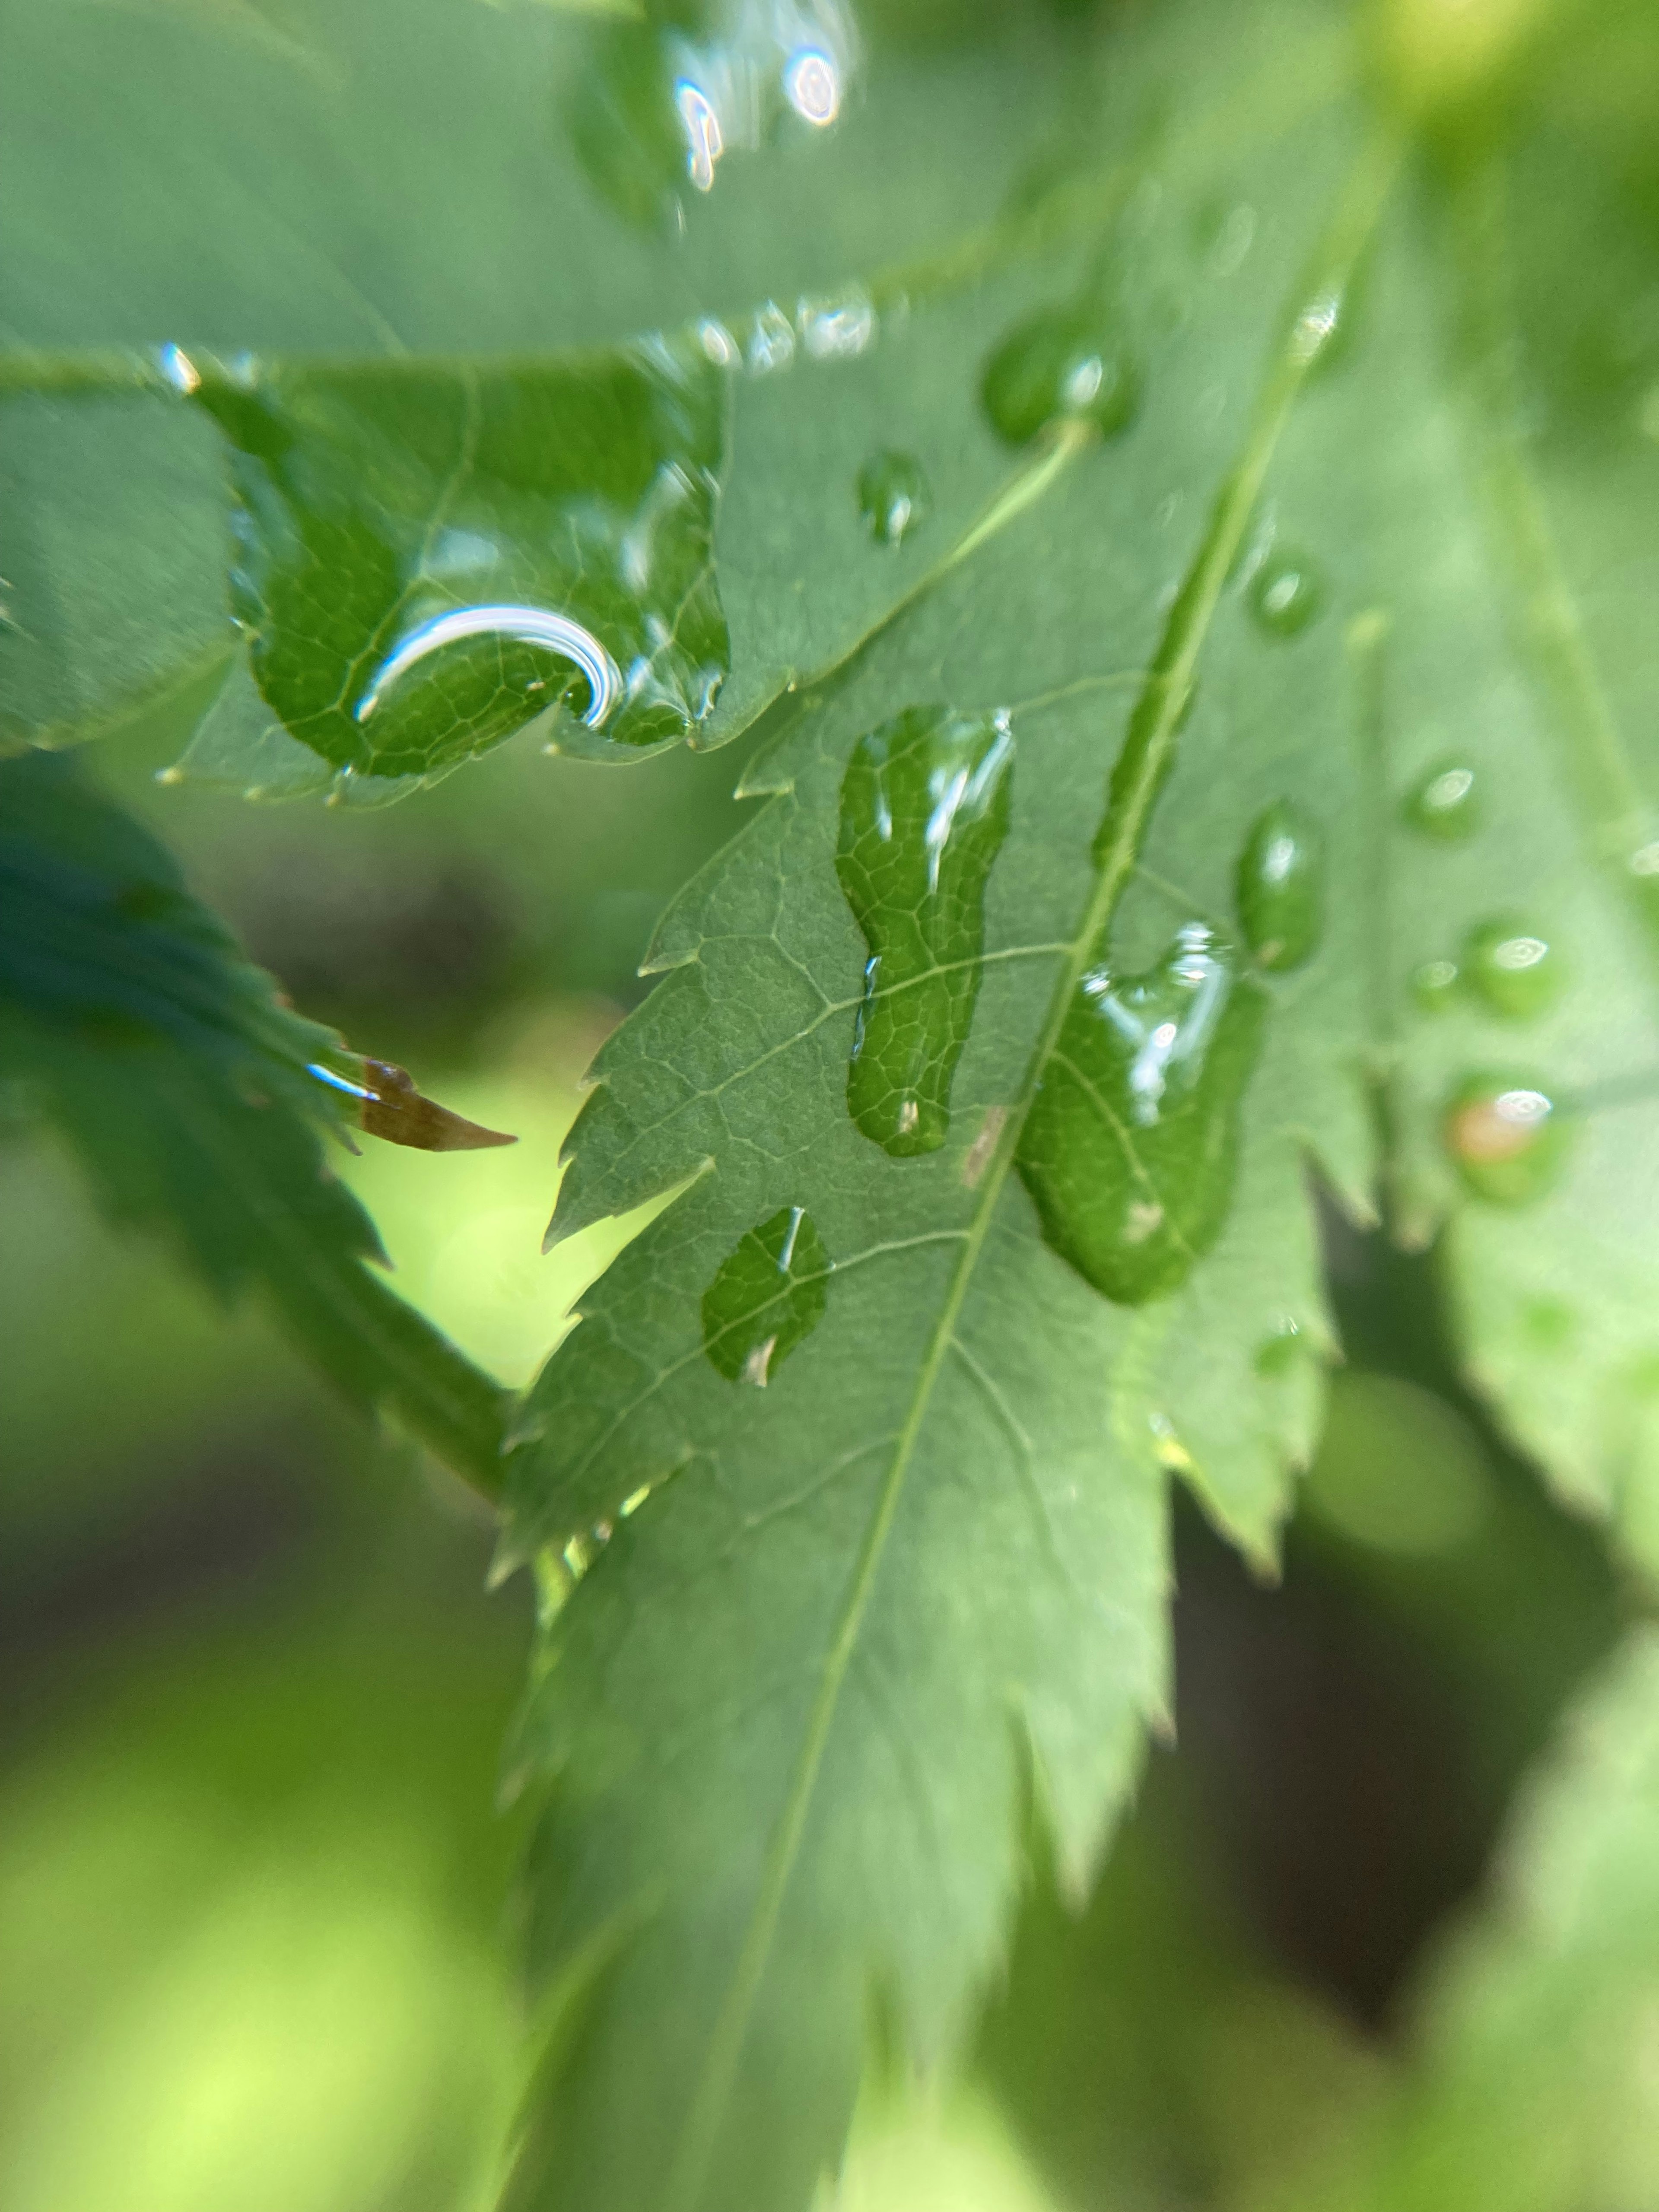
[{"x1": 0, "y1": 749, "x2": 511, "y2": 1491}]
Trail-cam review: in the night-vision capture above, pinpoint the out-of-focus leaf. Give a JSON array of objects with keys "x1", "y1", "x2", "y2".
[
  {"x1": 1261, "y1": 1629, "x2": 1659, "y2": 2212},
  {"x1": 0, "y1": 749, "x2": 512, "y2": 1488}
]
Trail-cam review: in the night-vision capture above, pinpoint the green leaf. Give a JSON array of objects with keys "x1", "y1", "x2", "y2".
[
  {"x1": 496, "y1": 36, "x2": 1392, "y2": 2212},
  {"x1": 0, "y1": 747, "x2": 512, "y2": 1489}
]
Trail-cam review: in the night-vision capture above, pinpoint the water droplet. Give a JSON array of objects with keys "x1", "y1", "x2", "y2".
[
  {"x1": 980, "y1": 305, "x2": 1142, "y2": 448},
  {"x1": 783, "y1": 45, "x2": 840, "y2": 124},
  {"x1": 702, "y1": 1205, "x2": 829, "y2": 1385},
  {"x1": 1017, "y1": 923, "x2": 1268, "y2": 1303},
  {"x1": 158, "y1": 342, "x2": 200, "y2": 395},
  {"x1": 1445, "y1": 1076, "x2": 1568, "y2": 1205},
  {"x1": 798, "y1": 288, "x2": 875, "y2": 362},
  {"x1": 1404, "y1": 761, "x2": 1479, "y2": 841},
  {"x1": 1289, "y1": 287, "x2": 1344, "y2": 368},
  {"x1": 1235, "y1": 800, "x2": 1324, "y2": 971},
  {"x1": 1411, "y1": 957, "x2": 1461, "y2": 1013},
  {"x1": 1462, "y1": 917, "x2": 1563, "y2": 1020},
  {"x1": 836, "y1": 706, "x2": 1014, "y2": 1156},
  {"x1": 1255, "y1": 1316, "x2": 1303, "y2": 1376},
  {"x1": 747, "y1": 302, "x2": 797, "y2": 375},
  {"x1": 1248, "y1": 549, "x2": 1323, "y2": 638},
  {"x1": 857, "y1": 451, "x2": 933, "y2": 547}
]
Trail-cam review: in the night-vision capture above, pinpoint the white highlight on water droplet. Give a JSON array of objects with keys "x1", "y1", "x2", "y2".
[
  {"x1": 307, "y1": 1061, "x2": 375, "y2": 1101},
  {"x1": 747, "y1": 302, "x2": 797, "y2": 375},
  {"x1": 783, "y1": 45, "x2": 839, "y2": 124},
  {"x1": 799, "y1": 290, "x2": 875, "y2": 361},
  {"x1": 1494, "y1": 1087, "x2": 1551, "y2": 1128},
  {"x1": 1290, "y1": 289, "x2": 1341, "y2": 365},
  {"x1": 354, "y1": 606, "x2": 623, "y2": 729},
  {"x1": 675, "y1": 79, "x2": 724, "y2": 191},
  {"x1": 1631, "y1": 840, "x2": 1659, "y2": 877},
  {"x1": 1492, "y1": 934, "x2": 1548, "y2": 971},
  {"x1": 1262, "y1": 833, "x2": 1298, "y2": 884},
  {"x1": 1424, "y1": 766, "x2": 1474, "y2": 812},
  {"x1": 159, "y1": 343, "x2": 201, "y2": 394},
  {"x1": 697, "y1": 318, "x2": 739, "y2": 369}
]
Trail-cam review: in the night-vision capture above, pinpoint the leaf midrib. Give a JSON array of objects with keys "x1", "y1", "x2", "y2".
[{"x1": 658, "y1": 125, "x2": 1403, "y2": 2212}]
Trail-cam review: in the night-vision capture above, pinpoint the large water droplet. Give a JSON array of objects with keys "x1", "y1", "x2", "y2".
[
  {"x1": 857, "y1": 450, "x2": 932, "y2": 547},
  {"x1": 836, "y1": 706, "x2": 1014, "y2": 1157},
  {"x1": 1462, "y1": 917, "x2": 1563, "y2": 1020},
  {"x1": 1445, "y1": 1075, "x2": 1569, "y2": 1205},
  {"x1": 1017, "y1": 923, "x2": 1268, "y2": 1303},
  {"x1": 1248, "y1": 548, "x2": 1324, "y2": 638},
  {"x1": 980, "y1": 305, "x2": 1142, "y2": 448},
  {"x1": 1404, "y1": 761, "x2": 1479, "y2": 841},
  {"x1": 1236, "y1": 800, "x2": 1324, "y2": 971},
  {"x1": 702, "y1": 1205, "x2": 829, "y2": 1385}
]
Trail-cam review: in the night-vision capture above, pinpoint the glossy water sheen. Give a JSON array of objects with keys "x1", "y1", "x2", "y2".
[
  {"x1": 1236, "y1": 800, "x2": 1324, "y2": 970},
  {"x1": 980, "y1": 305, "x2": 1142, "y2": 448},
  {"x1": 1462, "y1": 917, "x2": 1563, "y2": 1019},
  {"x1": 1248, "y1": 548, "x2": 1323, "y2": 637},
  {"x1": 1405, "y1": 762, "x2": 1479, "y2": 840},
  {"x1": 836, "y1": 706, "x2": 1014, "y2": 1156},
  {"x1": 191, "y1": 337, "x2": 729, "y2": 779},
  {"x1": 702, "y1": 1205, "x2": 830, "y2": 1386},
  {"x1": 1017, "y1": 924, "x2": 1268, "y2": 1303},
  {"x1": 857, "y1": 450, "x2": 933, "y2": 547},
  {"x1": 1445, "y1": 1075, "x2": 1569, "y2": 1205}
]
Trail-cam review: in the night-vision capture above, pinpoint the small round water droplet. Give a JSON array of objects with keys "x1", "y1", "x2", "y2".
[
  {"x1": 1411, "y1": 957, "x2": 1460, "y2": 1013},
  {"x1": 1248, "y1": 549, "x2": 1323, "y2": 638},
  {"x1": 1445, "y1": 1074, "x2": 1569, "y2": 1205},
  {"x1": 1405, "y1": 761, "x2": 1479, "y2": 841},
  {"x1": 980, "y1": 305, "x2": 1142, "y2": 448},
  {"x1": 1255, "y1": 1316, "x2": 1303, "y2": 1376},
  {"x1": 1462, "y1": 917, "x2": 1563, "y2": 1020},
  {"x1": 856, "y1": 450, "x2": 932, "y2": 547}
]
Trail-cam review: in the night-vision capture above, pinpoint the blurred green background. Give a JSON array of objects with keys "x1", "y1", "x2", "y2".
[{"x1": 1, "y1": 698, "x2": 1644, "y2": 2212}]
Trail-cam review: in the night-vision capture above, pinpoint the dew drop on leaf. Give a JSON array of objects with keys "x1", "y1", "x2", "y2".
[
  {"x1": 1462, "y1": 917, "x2": 1563, "y2": 1019},
  {"x1": 1235, "y1": 799, "x2": 1324, "y2": 970},
  {"x1": 836, "y1": 706, "x2": 1014, "y2": 1156},
  {"x1": 701, "y1": 1205, "x2": 830, "y2": 1386},
  {"x1": 1445, "y1": 1075, "x2": 1570, "y2": 1205},
  {"x1": 1404, "y1": 761, "x2": 1479, "y2": 840},
  {"x1": 1411, "y1": 957, "x2": 1461, "y2": 1012},
  {"x1": 1248, "y1": 548, "x2": 1324, "y2": 638},
  {"x1": 979, "y1": 305, "x2": 1142, "y2": 447},
  {"x1": 1016, "y1": 923, "x2": 1268, "y2": 1303},
  {"x1": 1255, "y1": 1316, "x2": 1303, "y2": 1376},
  {"x1": 856, "y1": 450, "x2": 933, "y2": 547}
]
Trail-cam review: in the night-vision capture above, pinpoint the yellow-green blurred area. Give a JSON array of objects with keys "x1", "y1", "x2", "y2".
[{"x1": 0, "y1": 710, "x2": 1653, "y2": 2212}]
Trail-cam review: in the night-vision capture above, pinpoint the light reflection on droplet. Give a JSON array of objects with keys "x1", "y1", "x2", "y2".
[
  {"x1": 1630, "y1": 840, "x2": 1659, "y2": 877},
  {"x1": 747, "y1": 302, "x2": 797, "y2": 375},
  {"x1": 159, "y1": 342, "x2": 201, "y2": 395},
  {"x1": 784, "y1": 46, "x2": 839, "y2": 124},
  {"x1": 697, "y1": 318, "x2": 739, "y2": 369},
  {"x1": 354, "y1": 605, "x2": 623, "y2": 729},
  {"x1": 675, "y1": 79, "x2": 724, "y2": 192},
  {"x1": 1290, "y1": 289, "x2": 1341, "y2": 366},
  {"x1": 798, "y1": 289, "x2": 874, "y2": 361}
]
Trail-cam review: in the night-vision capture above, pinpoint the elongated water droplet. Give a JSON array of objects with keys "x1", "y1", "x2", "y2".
[
  {"x1": 1445, "y1": 1075, "x2": 1568, "y2": 1205},
  {"x1": 1017, "y1": 923, "x2": 1268, "y2": 1303},
  {"x1": 1248, "y1": 548, "x2": 1324, "y2": 638},
  {"x1": 1405, "y1": 761, "x2": 1479, "y2": 841},
  {"x1": 857, "y1": 450, "x2": 932, "y2": 547},
  {"x1": 1236, "y1": 800, "x2": 1324, "y2": 970},
  {"x1": 836, "y1": 707, "x2": 1014, "y2": 1156},
  {"x1": 980, "y1": 305, "x2": 1142, "y2": 447},
  {"x1": 702, "y1": 1205, "x2": 829, "y2": 1385},
  {"x1": 1462, "y1": 917, "x2": 1563, "y2": 1020},
  {"x1": 1255, "y1": 1316, "x2": 1303, "y2": 1376},
  {"x1": 1411, "y1": 957, "x2": 1461, "y2": 1013}
]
